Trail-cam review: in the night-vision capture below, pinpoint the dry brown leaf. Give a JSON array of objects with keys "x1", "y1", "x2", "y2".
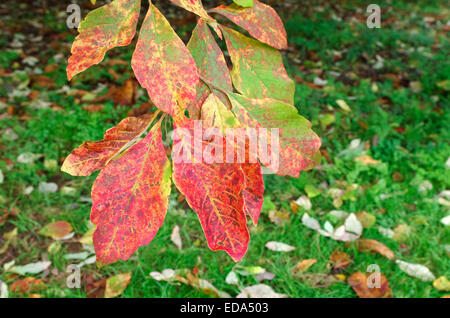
[
  {"x1": 329, "y1": 250, "x2": 351, "y2": 271},
  {"x1": 357, "y1": 239, "x2": 395, "y2": 260},
  {"x1": 348, "y1": 272, "x2": 392, "y2": 298},
  {"x1": 293, "y1": 259, "x2": 317, "y2": 273}
]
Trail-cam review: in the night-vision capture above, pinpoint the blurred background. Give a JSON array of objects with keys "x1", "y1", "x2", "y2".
[{"x1": 0, "y1": 0, "x2": 449, "y2": 298}]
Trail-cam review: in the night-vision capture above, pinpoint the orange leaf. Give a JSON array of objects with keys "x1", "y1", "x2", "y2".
[
  {"x1": 10, "y1": 277, "x2": 45, "y2": 295},
  {"x1": 39, "y1": 221, "x2": 73, "y2": 239},
  {"x1": 62, "y1": 114, "x2": 156, "y2": 176},
  {"x1": 357, "y1": 239, "x2": 395, "y2": 260},
  {"x1": 67, "y1": 0, "x2": 141, "y2": 80},
  {"x1": 91, "y1": 119, "x2": 171, "y2": 265},
  {"x1": 348, "y1": 272, "x2": 392, "y2": 298},
  {"x1": 329, "y1": 250, "x2": 352, "y2": 271}
]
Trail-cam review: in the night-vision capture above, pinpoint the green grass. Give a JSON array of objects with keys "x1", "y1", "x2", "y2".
[{"x1": 0, "y1": 0, "x2": 449, "y2": 298}]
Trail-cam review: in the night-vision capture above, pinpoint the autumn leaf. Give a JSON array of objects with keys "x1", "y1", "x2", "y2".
[
  {"x1": 228, "y1": 93, "x2": 321, "y2": 177},
  {"x1": 348, "y1": 272, "x2": 392, "y2": 298},
  {"x1": 201, "y1": 93, "x2": 239, "y2": 134},
  {"x1": 105, "y1": 273, "x2": 132, "y2": 298},
  {"x1": 187, "y1": 19, "x2": 232, "y2": 116},
  {"x1": 62, "y1": 114, "x2": 156, "y2": 176},
  {"x1": 329, "y1": 250, "x2": 352, "y2": 271},
  {"x1": 172, "y1": 116, "x2": 249, "y2": 261},
  {"x1": 356, "y1": 239, "x2": 395, "y2": 260},
  {"x1": 241, "y1": 160, "x2": 264, "y2": 225},
  {"x1": 233, "y1": 0, "x2": 254, "y2": 8},
  {"x1": 222, "y1": 26, "x2": 294, "y2": 104},
  {"x1": 39, "y1": 221, "x2": 73, "y2": 239},
  {"x1": 211, "y1": 1, "x2": 287, "y2": 50},
  {"x1": 67, "y1": 0, "x2": 141, "y2": 80},
  {"x1": 293, "y1": 259, "x2": 317, "y2": 273},
  {"x1": 132, "y1": 3, "x2": 199, "y2": 115},
  {"x1": 168, "y1": 0, "x2": 214, "y2": 23},
  {"x1": 10, "y1": 277, "x2": 45, "y2": 295},
  {"x1": 91, "y1": 119, "x2": 171, "y2": 265}
]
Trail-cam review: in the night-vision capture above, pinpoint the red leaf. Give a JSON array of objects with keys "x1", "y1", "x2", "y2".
[
  {"x1": 132, "y1": 4, "x2": 199, "y2": 115},
  {"x1": 67, "y1": 0, "x2": 141, "y2": 80},
  {"x1": 91, "y1": 119, "x2": 171, "y2": 265},
  {"x1": 172, "y1": 116, "x2": 249, "y2": 261},
  {"x1": 210, "y1": 0, "x2": 287, "y2": 50},
  {"x1": 241, "y1": 161, "x2": 264, "y2": 225},
  {"x1": 62, "y1": 114, "x2": 156, "y2": 176}
]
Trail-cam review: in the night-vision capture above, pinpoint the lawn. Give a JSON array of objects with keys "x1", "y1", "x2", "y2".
[{"x1": 0, "y1": 0, "x2": 449, "y2": 298}]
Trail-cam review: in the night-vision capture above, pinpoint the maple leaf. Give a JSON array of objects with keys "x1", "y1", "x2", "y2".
[
  {"x1": 91, "y1": 119, "x2": 171, "y2": 265},
  {"x1": 222, "y1": 26, "x2": 295, "y2": 104},
  {"x1": 172, "y1": 116, "x2": 249, "y2": 261},
  {"x1": 210, "y1": 0, "x2": 287, "y2": 50},
  {"x1": 132, "y1": 3, "x2": 199, "y2": 115},
  {"x1": 62, "y1": 113, "x2": 157, "y2": 176},
  {"x1": 67, "y1": 0, "x2": 141, "y2": 80}
]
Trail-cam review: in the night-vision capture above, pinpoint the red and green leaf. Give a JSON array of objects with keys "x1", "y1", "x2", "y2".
[
  {"x1": 228, "y1": 93, "x2": 322, "y2": 178},
  {"x1": 242, "y1": 159, "x2": 264, "y2": 226},
  {"x1": 67, "y1": 0, "x2": 141, "y2": 80},
  {"x1": 187, "y1": 20, "x2": 232, "y2": 116},
  {"x1": 132, "y1": 3, "x2": 199, "y2": 115},
  {"x1": 62, "y1": 114, "x2": 157, "y2": 176},
  {"x1": 201, "y1": 93, "x2": 239, "y2": 133},
  {"x1": 222, "y1": 26, "x2": 295, "y2": 104},
  {"x1": 90, "y1": 119, "x2": 171, "y2": 265},
  {"x1": 210, "y1": 0, "x2": 287, "y2": 50},
  {"x1": 172, "y1": 116, "x2": 249, "y2": 261}
]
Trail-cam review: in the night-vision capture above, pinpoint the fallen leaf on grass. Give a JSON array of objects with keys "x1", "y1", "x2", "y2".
[
  {"x1": 225, "y1": 271, "x2": 239, "y2": 286},
  {"x1": 38, "y1": 181, "x2": 58, "y2": 194},
  {"x1": 355, "y1": 211, "x2": 376, "y2": 228},
  {"x1": 39, "y1": 221, "x2": 73, "y2": 239},
  {"x1": 357, "y1": 239, "x2": 395, "y2": 260},
  {"x1": 0, "y1": 280, "x2": 8, "y2": 298},
  {"x1": 79, "y1": 226, "x2": 96, "y2": 245},
  {"x1": 265, "y1": 241, "x2": 295, "y2": 252},
  {"x1": 396, "y1": 260, "x2": 435, "y2": 282},
  {"x1": 440, "y1": 215, "x2": 450, "y2": 226},
  {"x1": 294, "y1": 195, "x2": 312, "y2": 210},
  {"x1": 170, "y1": 225, "x2": 182, "y2": 250},
  {"x1": 235, "y1": 265, "x2": 266, "y2": 276},
  {"x1": 433, "y1": 277, "x2": 450, "y2": 291},
  {"x1": 393, "y1": 224, "x2": 412, "y2": 242},
  {"x1": 268, "y1": 209, "x2": 290, "y2": 225},
  {"x1": 9, "y1": 261, "x2": 51, "y2": 275},
  {"x1": 336, "y1": 99, "x2": 351, "y2": 112},
  {"x1": 104, "y1": 273, "x2": 132, "y2": 298},
  {"x1": 237, "y1": 284, "x2": 287, "y2": 298},
  {"x1": 354, "y1": 155, "x2": 381, "y2": 165},
  {"x1": 348, "y1": 272, "x2": 392, "y2": 298},
  {"x1": 329, "y1": 251, "x2": 351, "y2": 271},
  {"x1": 0, "y1": 227, "x2": 18, "y2": 254},
  {"x1": 10, "y1": 277, "x2": 45, "y2": 295},
  {"x1": 293, "y1": 259, "x2": 317, "y2": 273}
]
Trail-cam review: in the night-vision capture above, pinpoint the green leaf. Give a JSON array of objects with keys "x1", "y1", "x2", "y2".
[{"x1": 222, "y1": 26, "x2": 295, "y2": 104}]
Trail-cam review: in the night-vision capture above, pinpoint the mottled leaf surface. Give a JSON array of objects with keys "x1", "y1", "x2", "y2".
[
  {"x1": 169, "y1": 0, "x2": 213, "y2": 22},
  {"x1": 211, "y1": 1, "x2": 287, "y2": 50},
  {"x1": 188, "y1": 20, "x2": 232, "y2": 92},
  {"x1": 132, "y1": 4, "x2": 199, "y2": 115},
  {"x1": 229, "y1": 93, "x2": 321, "y2": 177},
  {"x1": 201, "y1": 93, "x2": 239, "y2": 133},
  {"x1": 241, "y1": 160, "x2": 264, "y2": 225},
  {"x1": 62, "y1": 114, "x2": 156, "y2": 176},
  {"x1": 222, "y1": 27, "x2": 294, "y2": 104},
  {"x1": 91, "y1": 120, "x2": 171, "y2": 265},
  {"x1": 172, "y1": 116, "x2": 249, "y2": 261},
  {"x1": 187, "y1": 20, "x2": 232, "y2": 115},
  {"x1": 67, "y1": 0, "x2": 141, "y2": 80}
]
